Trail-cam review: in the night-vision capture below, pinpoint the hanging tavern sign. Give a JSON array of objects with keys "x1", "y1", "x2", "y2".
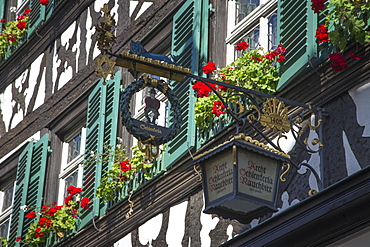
[
  {"x1": 94, "y1": 4, "x2": 325, "y2": 222},
  {"x1": 193, "y1": 134, "x2": 291, "y2": 223}
]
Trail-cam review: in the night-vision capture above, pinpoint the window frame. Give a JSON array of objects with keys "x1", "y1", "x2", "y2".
[
  {"x1": 226, "y1": 0, "x2": 278, "y2": 62},
  {"x1": 57, "y1": 127, "x2": 86, "y2": 205}
]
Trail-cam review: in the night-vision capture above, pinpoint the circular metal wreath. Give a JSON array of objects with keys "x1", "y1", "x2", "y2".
[{"x1": 120, "y1": 77, "x2": 182, "y2": 146}]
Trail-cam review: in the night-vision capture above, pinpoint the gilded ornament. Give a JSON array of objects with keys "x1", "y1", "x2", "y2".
[
  {"x1": 260, "y1": 98, "x2": 290, "y2": 133},
  {"x1": 280, "y1": 162, "x2": 290, "y2": 182},
  {"x1": 308, "y1": 119, "x2": 322, "y2": 130},
  {"x1": 95, "y1": 54, "x2": 116, "y2": 82}
]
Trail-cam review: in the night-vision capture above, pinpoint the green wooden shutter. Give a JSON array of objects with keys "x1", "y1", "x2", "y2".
[
  {"x1": 27, "y1": 0, "x2": 46, "y2": 37},
  {"x1": 277, "y1": 0, "x2": 317, "y2": 89},
  {"x1": 79, "y1": 71, "x2": 121, "y2": 229},
  {"x1": 8, "y1": 134, "x2": 50, "y2": 247},
  {"x1": 0, "y1": 2, "x2": 4, "y2": 30},
  {"x1": 162, "y1": 0, "x2": 208, "y2": 167}
]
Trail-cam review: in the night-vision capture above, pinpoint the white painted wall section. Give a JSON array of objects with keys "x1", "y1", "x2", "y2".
[
  {"x1": 166, "y1": 201, "x2": 188, "y2": 246},
  {"x1": 343, "y1": 131, "x2": 361, "y2": 176},
  {"x1": 114, "y1": 233, "x2": 132, "y2": 247},
  {"x1": 27, "y1": 53, "x2": 45, "y2": 111},
  {"x1": 138, "y1": 213, "x2": 163, "y2": 246},
  {"x1": 348, "y1": 80, "x2": 370, "y2": 137}
]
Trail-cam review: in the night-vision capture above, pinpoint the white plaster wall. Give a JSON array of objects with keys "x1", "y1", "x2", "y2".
[
  {"x1": 0, "y1": 84, "x2": 13, "y2": 132},
  {"x1": 166, "y1": 201, "x2": 188, "y2": 246},
  {"x1": 349, "y1": 80, "x2": 370, "y2": 137},
  {"x1": 200, "y1": 206, "x2": 219, "y2": 246},
  {"x1": 114, "y1": 233, "x2": 132, "y2": 247},
  {"x1": 343, "y1": 131, "x2": 361, "y2": 176},
  {"x1": 130, "y1": 1, "x2": 153, "y2": 19},
  {"x1": 138, "y1": 213, "x2": 162, "y2": 246},
  {"x1": 27, "y1": 53, "x2": 45, "y2": 111},
  {"x1": 344, "y1": 79, "x2": 370, "y2": 175},
  {"x1": 11, "y1": 71, "x2": 28, "y2": 129}
]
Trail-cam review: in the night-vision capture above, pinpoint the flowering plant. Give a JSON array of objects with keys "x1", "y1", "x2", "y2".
[
  {"x1": 311, "y1": 0, "x2": 369, "y2": 71},
  {"x1": 0, "y1": 8, "x2": 31, "y2": 57},
  {"x1": 193, "y1": 42, "x2": 286, "y2": 132},
  {"x1": 91, "y1": 145, "x2": 154, "y2": 204},
  {"x1": 0, "y1": 236, "x2": 8, "y2": 246},
  {"x1": 15, "y1": 186, "x2": 90, "y2": 246}
]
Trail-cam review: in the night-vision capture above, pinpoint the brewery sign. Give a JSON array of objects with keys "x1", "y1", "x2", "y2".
[{"x1": 194, "y1": 135, "x2": 290, "y2": 223}]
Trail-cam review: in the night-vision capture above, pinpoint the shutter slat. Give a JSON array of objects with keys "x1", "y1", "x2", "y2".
[
  {"x1": 28, "y1": 0, "x2": 46, "y2": 37},
  {"x1": 277, "y1": 0, "x2": 317, "y2": 89},
  {"x1": 8, "y1": 134, "x2": 49, "y2": 247},
  {"x1": 79, "y1": 71, "x2": 121, "y2": 229},
  {"x1": 163, "y1": 0, "x2": 208, "y2": 166}
]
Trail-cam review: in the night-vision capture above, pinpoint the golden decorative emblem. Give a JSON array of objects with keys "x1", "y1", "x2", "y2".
[
  {"x1": 260, "y1": 98, "x2": 291, "y2": 133},
  {"x1": 95, "y1": 54, "x2": 116, "y2": 82},
  {"x1": 138, "y1": 141, "x2": 160, "y2": 160},
  {"x1": 96, "y1": 4, "x2": 116, "y2": 52},
  {"x1": 95, "y1": 4, "x2": 117, "y2": 82},
  {"x1": 115, "y1": 52, "x2": 191, "y2": 82}
]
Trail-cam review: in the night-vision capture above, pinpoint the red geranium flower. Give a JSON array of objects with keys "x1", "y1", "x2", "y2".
[
  {"x1": 329, "y1": 53, "x2": 347, "y2": 72},
  {"x1": 349, "y1": 51, "x2": 360, "y2": 60},
  {"x1": 235, "y1": 41, "x2": 249, "y2": 51},
  {"x1": 17, "y1": 20, "x2": 27, "y2": 30},
  {"x1": 212, "y1": 101, "x2": 226, "y2": 117},
  {"x1": 16, "y1": 237, "x2": 22, "y2": 242},
  {"x1": 315, "y1": 25, "x2": 328, "y2": 43},
  {"x1": 276, "y1": 44, "x2": 286, "y2": 54},
  {"x1": 80, "y1": 197, "x2": 90, "y2": 209},
  {"x1": 39, "y1": 217, "x2": 48, "y2": 226},
  {"x1": 64, "y1": 195, "x2": 74, "y2": 205},
  {"x1": 202, "y1": 62, "x2": 217, "y2": 74},
  {"x1": 277, "y1": 55, "x2": 286, "y2": 63},
  {"x1": 67, "y1": 185, "x2": 82, "y2": 195},
  {"x1": 35, "y1": 227, "x2": 45, "y2": 237},
  {"x1": 41, "y1": 205, "x2": 49, "y2": 212},
  {"x1": 251, "y1": 54, "x2": 263, "y2": 61},
  {"x1": 192, "y1": 81, "x2": 216, "y2": 98},
  {"x1": 16, "y1": 15, "x2": 25, "y2": 21},
  {"x1": 39, "y1": 0, "x2": 49, "y2": 6},
  {"x1": 311, "y1": 0, "x2": 326, "y2": 13},
  {"x1": 48, "y1": 207, "x2": 59, "y2": 216},
  {"x1": 120, "y1": 160, "x2": 131, "y2": 172},
  {"x1": 7, "y1": 34, "x2": 16, "y2": 42},
  {"x1": 26, "y1": 212, "x2": 37, "y2": 219},
  {"x1": 24, "y1": 8, "x2": 32, "y2": 15}
]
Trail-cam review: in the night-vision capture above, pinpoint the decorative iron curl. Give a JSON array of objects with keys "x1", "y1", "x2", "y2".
[{"x1": 120, "y1": 77, "x2": 182, "y2": 146}]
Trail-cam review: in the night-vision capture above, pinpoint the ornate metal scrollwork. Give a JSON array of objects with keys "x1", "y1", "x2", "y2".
[
  {"x1": 186, "y1": 74, "x2": 325, "y2": 192},
  {"x1": 95, "y1": 4, "x2": 117, "y2": 82}
]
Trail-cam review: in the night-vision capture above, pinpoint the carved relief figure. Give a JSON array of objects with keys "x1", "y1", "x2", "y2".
[{"x1": 144, "y1": 88, "x2": 160, "y2": 124}]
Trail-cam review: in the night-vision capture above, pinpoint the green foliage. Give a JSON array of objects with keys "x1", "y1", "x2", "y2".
[
  {"x1": 0, "y1": 237, "x2": 8, "y2": 247},
  {"x1": 325, "y1": 0, "x2": 370, "y2": 50},
  {"x1": 21, "y1": 198, "x2": 86, "y2": 246},
  {"x1": 93, "y1": 145, "x2": 154, "y2": 204},
  {"x1": 194, "y1": 94, "x2": 219, "y2": 132},
  {"x1": 194, "y1": 46, "x2": 281, "y2": 132},
  {"x1": 0, "y1": 16, "x2": 29, "y2": 57},
  {"x1": 219, "y1": 47, "x2": 279, "y2": 94}
]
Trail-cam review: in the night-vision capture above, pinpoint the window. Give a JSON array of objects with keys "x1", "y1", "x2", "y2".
[
  {"x1": 0, "y1": 178, "x2": 15, "y2": 238},
  {"x1": 268, "y1": 13, "x2": 277, "y2": 50},
  {"x1": 226, "y1": 0, "x2": 277, "y2": 61},
  {"x1": 236, "y1": 0, "x2": 261, "y2": 24},
  {"x1": 57, "y1": 128, "x2": 86, "y2": 205}
]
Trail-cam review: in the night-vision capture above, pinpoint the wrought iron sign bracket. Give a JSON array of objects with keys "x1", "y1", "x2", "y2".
[{"x1": 93, "y1": 4, "x2": 324, "y2": 192}]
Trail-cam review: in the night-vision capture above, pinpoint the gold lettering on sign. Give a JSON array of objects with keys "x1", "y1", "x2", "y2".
[
  {"x1": 140, "y1": 124, "x2": 162, "y2": 134},
  {"x1": 260, "y1": 98, "x2": 290, "y2": 133}
]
